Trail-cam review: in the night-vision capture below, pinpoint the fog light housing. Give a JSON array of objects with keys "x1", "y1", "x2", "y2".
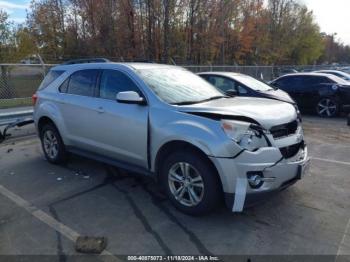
[{"x1": 247, "y1": 172, "x2": 264, "y2": 189}]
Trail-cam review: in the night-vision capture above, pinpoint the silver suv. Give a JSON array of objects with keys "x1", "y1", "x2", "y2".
[{"x1": 33, "y1": 62, "x2": 310, "y2": 215}]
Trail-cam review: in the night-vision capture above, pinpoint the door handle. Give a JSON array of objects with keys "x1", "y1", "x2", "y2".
[{"x1": 96, "y1": 106, "x2": 105, "y2": 114}]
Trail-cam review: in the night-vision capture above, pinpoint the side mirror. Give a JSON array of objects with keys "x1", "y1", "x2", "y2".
[
  {"x1": 116, "y1": 91, "x2": 145, "y2": 105},
  {"x1": 225, "y1": 89, "x2": 238, "y2": 97}
]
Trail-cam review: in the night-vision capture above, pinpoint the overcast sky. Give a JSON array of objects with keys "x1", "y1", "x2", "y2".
[
  {"x1": 303, "y1": 0, "x2": 350, "y2": 45},
  {"x1": 0, "y1": 0, "x2": 349, "y2": 45}
]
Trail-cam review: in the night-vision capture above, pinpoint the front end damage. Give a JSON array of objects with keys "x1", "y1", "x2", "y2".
[{"x1": 209, "y1": 120, "x2": 310, "y2": 212}]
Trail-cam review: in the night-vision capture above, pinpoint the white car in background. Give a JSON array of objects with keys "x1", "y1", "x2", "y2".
[{"x1": 315, "y1": 70, "x2": 350, "y2": 82}]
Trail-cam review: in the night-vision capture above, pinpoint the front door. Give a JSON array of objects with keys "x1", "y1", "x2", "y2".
[{"x1": 92, "y1": 69, "x2": 149, "y2": 168}]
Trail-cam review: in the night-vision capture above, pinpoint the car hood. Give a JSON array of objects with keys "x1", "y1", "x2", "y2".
[
  {"x1": 258, "y1": 89, "x2": 295, "y2": 104},
  {"x1": 178, "y1": 97, "x2": 297, "y2": 129}
]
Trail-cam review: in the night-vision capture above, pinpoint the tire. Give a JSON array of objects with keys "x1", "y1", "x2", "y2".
[
  {"x1": 316, "y1": 97, "x2": 339, "y2": 118},
  {"x1": 160, "y1": 150, "x2": 222, "y2": 216},
  {"x1": 40, "y1": 123, "x2": 67, "y2": 164}
]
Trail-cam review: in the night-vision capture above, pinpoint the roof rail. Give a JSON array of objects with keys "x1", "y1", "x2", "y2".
[{"x1": 62, "y1": 58, "x2": 110, "y2": 65}]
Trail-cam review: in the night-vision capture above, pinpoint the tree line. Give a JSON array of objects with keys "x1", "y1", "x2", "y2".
[{"x1": 0, "y1": 0, "x2": 349, "y2": 65}]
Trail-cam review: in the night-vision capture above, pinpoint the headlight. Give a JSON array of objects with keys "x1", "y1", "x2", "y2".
[{"x1": 221, "y1": 120, "x2": 269, "y2": 151}]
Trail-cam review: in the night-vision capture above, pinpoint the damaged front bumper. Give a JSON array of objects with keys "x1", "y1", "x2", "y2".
[{"x1": 210, "y1": 142, "x2": 310, "y2": 212}]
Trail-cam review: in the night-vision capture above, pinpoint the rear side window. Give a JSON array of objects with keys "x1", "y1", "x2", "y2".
[
  {"x1": 38, "y1": 70, "x2": 64, "y2": 90},
  {"x1": 58, "y1": 78, "x2": 69, "y2": 93},
  {"x1": 67, "y1": 70, "x2": 99, "y2": 97},
  {"x1": 273, "y1": 77, "x2": 291, "y2": 90},
  {"x1": 274, "y1": 76, "x2": 302, "y2": 91},
  {"x1": 99, "y1": 69, "x2": 140, "y2": 100}
]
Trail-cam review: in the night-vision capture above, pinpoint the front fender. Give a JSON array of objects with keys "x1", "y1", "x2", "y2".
[{"x1": 150, "y1": 108, "x2": 241, "y2": 171}]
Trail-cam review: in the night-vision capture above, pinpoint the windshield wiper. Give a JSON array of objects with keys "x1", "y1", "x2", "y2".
[{"x1": 172, "y1": 95, "x2": 228, "y2": 106}]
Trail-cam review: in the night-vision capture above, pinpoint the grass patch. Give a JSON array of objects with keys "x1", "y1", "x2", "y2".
[{"x1": 0, "y1": 98, "x2": 32, "y2": 109}]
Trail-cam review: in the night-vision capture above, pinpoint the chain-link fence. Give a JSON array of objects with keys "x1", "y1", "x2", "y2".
[
  {"x1": 0, "y1": 63, "x2": 347, "y2": 109},
  {"x1": 0, "y1": 64, "x2": 54, "y2": 109},
  {"x1": 183, "y1": 64, "x2": 347, "y2": 80}
]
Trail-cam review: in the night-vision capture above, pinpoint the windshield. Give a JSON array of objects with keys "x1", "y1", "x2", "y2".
[
  {"x1": 326, "y1": 71, "x2": 350, "y2": 81},
  {"x1": 232, "y1": 74, "x2": 274, "y2": 91},
  {"x1": 137, "y1": 68, "x2": 224, "y2": 104},
  {"x1": 327, "y1": 74, "x2": 349, "y2": 85}
]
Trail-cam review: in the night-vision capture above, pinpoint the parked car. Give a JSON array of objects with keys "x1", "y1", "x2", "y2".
[
  {"x1": 270, "y1": 73, "x2": 350, "y2": 117},
  {"x1": 341, "y1": 67, "x2": 350, "y2": 74},
  {"x1": 314, "y1": 70, "x2": 350, "y2": 81},
  {"x1": 198, "y1": 72, "x2": 295, "y2": 104},
  {"x1": 33, "y1": 62, "x2": 309, "y2": 215}
]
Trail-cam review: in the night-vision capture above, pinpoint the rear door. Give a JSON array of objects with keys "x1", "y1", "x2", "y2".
[
  {"x1": 57, "y1": 69, "x2": 101, "y2": 151},
  {"x1": 92, "y1": 69, "x2": 149, "y2": 168}
]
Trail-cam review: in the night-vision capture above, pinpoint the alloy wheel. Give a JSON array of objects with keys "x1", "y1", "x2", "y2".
[
  {"x1": 317, "y1": 98, "x2": 337, "y2": 117},
  {"x1": 43, "y1": 130, "x2": 59, "y2": 159},
  {"x1": 168, "y1": 162, "x2": 204, "y2": 207}
]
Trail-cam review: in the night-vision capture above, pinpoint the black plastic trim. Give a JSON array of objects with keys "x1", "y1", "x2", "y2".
[
  {"x1": 185, "y1": 112, "x2": 260, "y2": 125},
  {"x1": 66, "y1": 146, "x2": 153, "y2": 176},
  {"x1": 147, "y1": 115, "x2": 152, "y2": 170}
]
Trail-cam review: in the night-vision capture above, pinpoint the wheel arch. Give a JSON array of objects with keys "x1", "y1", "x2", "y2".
[
  {"x1": 154, "y1": 140, "x2": 224, "y2": 193},
  {"x1": 38, "y1": 116, "x2": 58, "y2": 135}
]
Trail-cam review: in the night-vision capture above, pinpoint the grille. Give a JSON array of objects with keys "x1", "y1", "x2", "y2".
[
  {"x1": 270, "y1": 120, "x2": 298, "y2": 139},
  {"x1": 279, "y1": 142, "x2": 303, "y2": 159}
]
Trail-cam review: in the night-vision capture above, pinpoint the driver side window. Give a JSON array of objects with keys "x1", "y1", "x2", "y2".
[
  {"x1": 99, "y1": 70, "x2": 140, "y2": 100},
  {"x1": 235, "y1": 82, "x2": 248, "y2": 94},
  {"x1": 207, "y1": 76, "x2": 236, "y2": 92}
]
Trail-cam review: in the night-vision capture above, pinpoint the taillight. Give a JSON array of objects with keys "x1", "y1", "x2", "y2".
[{"x1": 32, "y1": 93, "x2": 38, "y2": 105}]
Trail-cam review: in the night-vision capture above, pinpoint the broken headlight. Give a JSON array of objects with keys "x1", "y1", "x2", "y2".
[{"x1": 221, "y1": 120, "x2": 269, "y2": 151}]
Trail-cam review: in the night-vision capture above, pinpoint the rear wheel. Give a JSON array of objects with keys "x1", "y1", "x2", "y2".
[
  {"x1": 40, "y1": 123, "x2": 67, "y2": 164},
  {"x1": 160, "y1": 150, "x2": 221, "y2": 216},
  {"x1": 316, "y1": 97, "x2": 339, "y2": 118}
]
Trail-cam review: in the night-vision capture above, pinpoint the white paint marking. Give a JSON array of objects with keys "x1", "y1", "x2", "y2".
[
  {"x1": 311, "y1": 157, "x2": 350, "y2": 166},
  {"x1": 0, "y1": 185, "x2": 118, "y2": 259},
  {"x1": 336, "y1": 217, "x2": 350, "y2": 259}
]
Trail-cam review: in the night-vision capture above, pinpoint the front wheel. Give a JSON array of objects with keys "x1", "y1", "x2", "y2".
[
  {"x1": 160, "y1": 150, "x2": 222, "y2": 216},
  {"x1": 316, "y1": 97, "x2": 339, "y2": 118}
]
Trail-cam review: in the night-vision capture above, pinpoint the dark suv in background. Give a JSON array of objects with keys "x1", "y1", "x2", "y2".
[{"x1": 270, "y1": 73, "x2": 350, "y2": 117}]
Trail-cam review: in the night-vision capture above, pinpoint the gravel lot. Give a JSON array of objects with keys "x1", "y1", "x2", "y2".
[{"x1": 0, "y1": 116, "x2": 349, "y2": 261}]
